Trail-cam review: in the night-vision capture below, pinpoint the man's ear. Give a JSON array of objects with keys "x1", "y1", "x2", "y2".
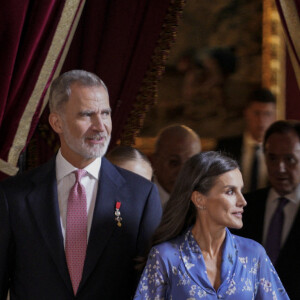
[{"x1": 49, "y1": 112, "x2": 63, "y2": 134}]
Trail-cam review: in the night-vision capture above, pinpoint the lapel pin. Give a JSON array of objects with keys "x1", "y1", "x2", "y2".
[{"x1": 115, "y1": 201, "x2": 122, "y2": 227}]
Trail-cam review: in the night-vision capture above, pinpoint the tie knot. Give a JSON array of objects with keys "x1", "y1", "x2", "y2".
[
  {"x1": 253, "y1": 144, "x2": 260, "y2": 152},
  {"x1": 278, "y1": 197, "x2": 289, "y2": 209},
  {"x1": 74, "y1": 169, "x2": 87, "y2": 182}
]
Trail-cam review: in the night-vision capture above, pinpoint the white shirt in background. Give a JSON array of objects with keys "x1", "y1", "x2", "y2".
[
  {"x1": 263, "y1": 185, "x2": 300, "y2": 247},
  {"x1": 241, "y1": 132, "x2": 268, "y2": 193}
]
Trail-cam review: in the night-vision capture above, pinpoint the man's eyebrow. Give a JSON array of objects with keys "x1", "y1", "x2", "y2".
[{"x1": 78, "y1": 110, "x2": 95, "y2": 115}]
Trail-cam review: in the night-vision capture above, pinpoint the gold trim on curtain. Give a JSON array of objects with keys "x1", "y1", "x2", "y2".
[
  {"x1": 4, "y1": 0, "x2": 86, "y2": 176},
  {"x1": 120, "y1": 0, "x2": 186, "y2": 145},
  {"x1": 0, "y1": 159, "x2": 19, "y2": 176},
  {"x1": 262, "y1": 0, "x2": 286, "y2": 120}
]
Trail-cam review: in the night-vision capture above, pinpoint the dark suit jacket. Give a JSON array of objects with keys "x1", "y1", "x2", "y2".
[
  {"x1": 237, "y1": 188, "x2": 300, "y2": 299},
  {"x1": 0, "y1": 157, "x2": 162, "y2": 300},
  {"x1": 216, "y1": 135, "x2": 243, "y2": 166}
]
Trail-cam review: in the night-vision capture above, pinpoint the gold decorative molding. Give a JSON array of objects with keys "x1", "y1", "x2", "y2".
[
  {"x1": 278, "y1": 0, "x2": 300, "y2": 91},
  {"x1": 262, "y1": 0, "x2": 286, "y2": 120}
]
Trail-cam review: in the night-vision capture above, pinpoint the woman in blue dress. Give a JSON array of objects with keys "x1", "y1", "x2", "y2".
[{"x1": 135, "y1": 151, "x2": 289, "y2": 299}]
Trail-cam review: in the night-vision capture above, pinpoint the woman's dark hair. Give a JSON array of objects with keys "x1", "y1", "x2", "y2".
[
  {"x1": 136, "y1": 151, "x2": 239, "y2": 270},
  {"x1": 152, "y1": 151, "x2": 238, "y2": 246}
]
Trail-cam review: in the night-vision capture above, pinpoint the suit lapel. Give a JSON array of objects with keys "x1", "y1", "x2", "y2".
[
  {"x1": 278, "y1": 205, "x2": 300, "y2": 258},
  {"x1": 27, "y1": 159, "x2": 73, "y2": 293},
  {"x1": 253, "y1": 189, "x2": 268, "y2": 243},
  {"x1": 79, "y1": 158, "x2": 125, "y2": 290},
  {"x1": 244, "y1": 188, "x2": 269, "y2": 243}
]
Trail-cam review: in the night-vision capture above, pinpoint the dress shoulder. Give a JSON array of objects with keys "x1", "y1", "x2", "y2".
[
  {"x1": 232, "y1": 233, "x2": 267, "y2": 257},
  {"x1": 149, "y1": 236, "x2": 182, "y2": 267}
]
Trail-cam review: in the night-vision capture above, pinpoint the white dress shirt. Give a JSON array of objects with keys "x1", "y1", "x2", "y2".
[
  {"x1": 262, "y1": 185, "x2": 300, "y2": 247},
  {"x1": 56, "y1": 150, "x2": 101, "y2": 246},
  {"x1": 241, "y1": 132, "x2": 268, "y2": 193}
]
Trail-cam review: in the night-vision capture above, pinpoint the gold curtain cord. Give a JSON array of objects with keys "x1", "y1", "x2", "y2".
[
  {"x1": 120, "y1": 0, "x2": 186, "y2": 146},
  {"x1": 3, "y1": 0, "x2": 86, "y2": 176}
]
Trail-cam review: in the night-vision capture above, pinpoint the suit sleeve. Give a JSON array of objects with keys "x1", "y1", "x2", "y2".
[
  {"x1": 0, "y1": 187, "x2": 12, "y2": 299},
  {"x1": 136, "y1": 183, "x2": 162, "y2": 256}
]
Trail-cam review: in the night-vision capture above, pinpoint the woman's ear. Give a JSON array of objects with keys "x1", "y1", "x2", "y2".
[
  {"x1": 49, "y1": 112, "x2": 63, "y2": 134},
  {"x1": 191, "y1": 191, "x2": 206, "y2": 210}
]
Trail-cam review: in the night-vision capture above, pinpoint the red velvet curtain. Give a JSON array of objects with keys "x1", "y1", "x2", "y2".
[
  {"x1": 28, "y1": 0, "x2": 184, "y2": 169},
  {"x1": 1, "y1": 0, "x2": 184, "y2": 179},
  {"x1": 0, "y1": 0, "x2": 85, "y2": 179},
  {"x1": 62, "y1": 0, "x2": 180, "y2": 148},
  {"x1": 275, "y1": 0, "x2": 300, "y2": 119}
]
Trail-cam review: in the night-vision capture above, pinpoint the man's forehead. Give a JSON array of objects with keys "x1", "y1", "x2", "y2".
[
  {"x1": 69, "y1": 85, "x2": 109, "y2": 103},
  {"x1": 265, "y1": 143, "x2": 300, "y2": 154},
  {"x1": 248, "y1": 101, "x2": 275, "y2": 109},
  {"x1": 159, "y1": 145, "x2": 198, "y2": 158}
]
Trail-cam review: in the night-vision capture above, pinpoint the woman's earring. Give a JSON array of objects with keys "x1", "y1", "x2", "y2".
[{"x1": 197, "y1": 205, "x2": 206, "y2": 210}]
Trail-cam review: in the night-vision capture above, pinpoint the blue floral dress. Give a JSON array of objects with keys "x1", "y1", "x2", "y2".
[{"x1": 134, "y1": 228, "x2": 289, "y2": 299}]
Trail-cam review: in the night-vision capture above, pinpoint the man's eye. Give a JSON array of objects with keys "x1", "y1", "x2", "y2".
[
  {"x1": 80, "y1": 112, "x2": 92, "y2": 117},
  {"x1": 286, "y1": 156, "x2": 297, "y2": 164},
  {"x1": 169, "y1": 160, "x2": 180, "y2": 167},
  {"x1": 267, "y1": 155, "x2": 277, "y2": 161},
  {"x1": 102, "y1": 110, "x2": 111, "y2": 117}
]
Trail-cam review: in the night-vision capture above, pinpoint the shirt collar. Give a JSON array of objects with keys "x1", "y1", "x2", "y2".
[
  {"x1": 243, "y1": 131, "x2": 262, "y2": 148},
  {"x1": 269, "y1": 185, "x2": 300, "y2": 205},
  {"x1": 56, "y1": 149, "x2": 101, "y2": 181}
]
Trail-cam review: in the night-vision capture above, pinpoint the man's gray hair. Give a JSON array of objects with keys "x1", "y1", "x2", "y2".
[{"x1": 49, "y1": 70, "x2": 108, "y2": 113}]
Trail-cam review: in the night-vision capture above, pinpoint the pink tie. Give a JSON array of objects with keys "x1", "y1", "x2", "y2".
[{"x1": 65, "y1": 169, "x2": 88, "y2": 295}]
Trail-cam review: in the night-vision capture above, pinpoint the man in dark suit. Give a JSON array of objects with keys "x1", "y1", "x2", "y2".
[
  {"x1": 216, "y1": 88, "x2": 276, "y2": 192},
  {"x1": 0, "y1": 70, "x2": 162, "y2": 299},
  {"x1": 239, "y1": 120, "x2": 300, "y2": 299}
]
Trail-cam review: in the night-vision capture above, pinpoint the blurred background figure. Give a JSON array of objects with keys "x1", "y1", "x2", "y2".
[
  {"x1": 182, "y1": 46, "x2": 237, "y2": 117},
  {"x1": 152, "y1": 124, "x2": 201, "y2": 208},
  {"x1": 216, "y1": 88, "x2": 276, "y2": 193},
  {"x1": 106, "y1": 146, "x2": 153, "y2": 181},
  {"x1": 239, "y1": 120, "x2": 300, "y2": 299}
]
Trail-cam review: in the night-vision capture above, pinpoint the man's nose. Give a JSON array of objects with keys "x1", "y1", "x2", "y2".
[
  {"x1": 278, "y1": 160, "x2": 286, "y2": 172},
  {"x1": 92, "y1": 115, "x2": 105, "y2": 131}
]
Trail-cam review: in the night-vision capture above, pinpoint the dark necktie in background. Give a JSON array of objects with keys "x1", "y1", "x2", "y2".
[
  {"x1": 249, "y1": 144, "x2": 259, "y2": 192},
  {"x1": 265, "y1": 197, "x2": 289, "y2": 264}
]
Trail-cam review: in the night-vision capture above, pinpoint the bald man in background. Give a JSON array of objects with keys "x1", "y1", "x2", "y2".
[{"x1": 152, "y1": 124, "x2": 201, "y2": 207}]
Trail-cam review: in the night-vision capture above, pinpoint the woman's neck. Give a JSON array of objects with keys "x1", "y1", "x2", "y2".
[
  {"x1": 191, "y1": 220, "x2": 226, "y2": 291},
  {"x1": 191, "y1": 219, "x2": 226, "y2": 258}
]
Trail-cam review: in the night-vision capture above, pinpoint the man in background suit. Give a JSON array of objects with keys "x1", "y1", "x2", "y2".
[
  {"x1": 216, "y1": 88, "x2": 276, "y2": 192},
  {"x1": 238, "y1": 120, "x2": 300, "y2": 299},
  {"x1": 152, "y1": 124, "x2": 201, "y2": 208},
  {"x1": 0, "y1": 70, "x2": 162, "y2": 299}
]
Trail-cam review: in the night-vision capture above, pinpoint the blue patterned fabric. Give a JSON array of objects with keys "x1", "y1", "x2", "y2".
[{"x1": 134, "y1": 228, "x2": 289, "y2": 299}]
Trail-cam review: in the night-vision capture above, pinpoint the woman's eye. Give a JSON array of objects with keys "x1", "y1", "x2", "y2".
[{"x1": 226, "y1": 189, "x2": 234, "y2": 195}]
